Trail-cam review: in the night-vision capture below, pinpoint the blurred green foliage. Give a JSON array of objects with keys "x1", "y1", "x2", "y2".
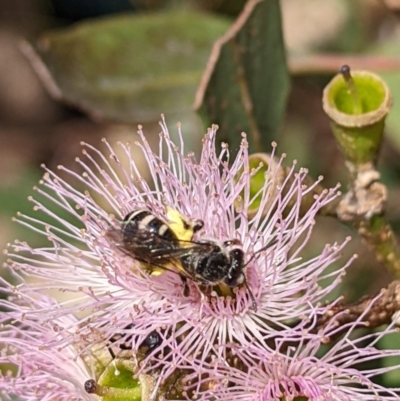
[{"x1": 27, "y1": 10, "x2": 230, "y2": 123}]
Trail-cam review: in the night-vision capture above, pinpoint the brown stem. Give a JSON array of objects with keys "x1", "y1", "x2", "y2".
[
  {"x1": 336, "y1": 162, "x2": 400, "y2": 278},
  {"x1": 312, "y1": 280, "x2": 400, "y2": 341}
]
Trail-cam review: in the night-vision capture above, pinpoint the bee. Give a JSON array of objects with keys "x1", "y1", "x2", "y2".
[
  {"x1": 107, "y1": 207, "x2": 257, "y2": 311},
  {"x1": 106, "y1": 207, "x2": 203, "y2": 275}
]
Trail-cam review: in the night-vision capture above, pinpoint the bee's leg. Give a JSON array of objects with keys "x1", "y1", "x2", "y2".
[
  {"x1": 108, "y1": 323, "x2": 134, "y2": 359},
  {"x1": 107, "y1": 333, "x2": 122, "y2": 359},
  {"x1": 192, "y1": 219, "x2": 204, "y2": 233},
  {"x1": 107, "y1": 345, "x2": 116, "y2": 359},
  {"x1": 181, "y1": 275, "x2": 190, "y2": 296}
]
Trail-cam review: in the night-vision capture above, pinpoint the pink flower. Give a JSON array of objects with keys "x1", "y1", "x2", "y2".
[
  {"x1": 0, "y1": 295, "x2": 95, "y2": 400},
  {"x1": 193, "y1": 297, "x2": 400, "y2": 401},
  {"x1": 1, "y1": 117, "x2": 357, "y2": 396}
]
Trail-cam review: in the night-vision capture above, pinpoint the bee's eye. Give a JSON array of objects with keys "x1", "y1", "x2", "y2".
[
  {"x1": 222, "y1": 249, "x2": 245, "y2": 287},
  {"x1": 229, "y1": 249, "x2": 244, "y2": 265}
]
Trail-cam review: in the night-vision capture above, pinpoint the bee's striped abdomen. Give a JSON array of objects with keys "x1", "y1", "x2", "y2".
[{"x1": 122, "y1": 209, "x2": 178, "y2": 247}]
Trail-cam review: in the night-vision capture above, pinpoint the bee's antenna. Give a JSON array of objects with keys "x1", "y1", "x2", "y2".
[
  {"x1": 244, "y1": 279, "x2": 257, "y2": 312},
  {"x1": 245, "y1": 238, "x2": 278, "y2": 268}
]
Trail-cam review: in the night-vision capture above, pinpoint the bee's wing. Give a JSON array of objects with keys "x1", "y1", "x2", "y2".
[
  {"x1": 149, "y1": 240, "x2": 210, "y2": 258},
  {"x1": 105, "y1": 221, "x2": 192, "y2": 278}
]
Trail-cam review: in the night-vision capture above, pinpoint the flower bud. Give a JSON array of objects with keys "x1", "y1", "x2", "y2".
[{"x1": 323, "y1": 66, "x2": 392, "y2": 166}]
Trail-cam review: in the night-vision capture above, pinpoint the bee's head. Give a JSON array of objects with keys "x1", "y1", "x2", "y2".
[
  {"x1": 224, "y1": 248, "x2": 245, "y2": 287},
  {"x1": 224, "y1": 247, "x2": 258, "y2": 311},
  {"x1": 193, "y1": 249, "x2": 229, "y2": 283}
]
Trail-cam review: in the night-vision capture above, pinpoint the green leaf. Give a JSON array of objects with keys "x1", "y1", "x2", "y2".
[
  {"x1": 22, "y1": 11, "x2": 230, "y2": 123},
  {"x1": 194, "y1": 0, "x2": 289, "y2": 154}
]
